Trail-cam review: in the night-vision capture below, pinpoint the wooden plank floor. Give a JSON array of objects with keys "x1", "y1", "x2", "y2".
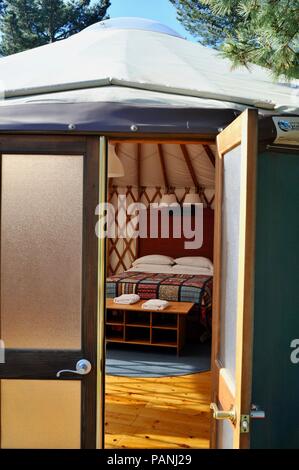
[{"x1": 105, "y1": 372, "x2": 211, "y2": 449}]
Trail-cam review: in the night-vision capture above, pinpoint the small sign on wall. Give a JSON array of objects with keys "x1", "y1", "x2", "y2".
[{"x1": 273, "y1": 116, "x2": 299, "y2": 146}]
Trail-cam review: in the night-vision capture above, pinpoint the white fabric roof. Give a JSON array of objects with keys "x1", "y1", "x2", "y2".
[
  {"x1": 112, "y1": 142, "x2": 216, "y2": 190},
  {"x1": 0, "y1": 86, "x2": 249, "y2": 111},
  {"x1": 0, "y1": 17, "x2": 298, "y2": 113}
]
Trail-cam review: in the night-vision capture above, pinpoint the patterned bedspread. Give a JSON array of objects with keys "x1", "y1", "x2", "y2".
[{"x1": 106, "y1": 272, "x2": 213, "y2": 328}]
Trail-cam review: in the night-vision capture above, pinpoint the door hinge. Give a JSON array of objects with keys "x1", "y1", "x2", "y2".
[{"x1": 240, "y1": 415, "x2": 250, "y2": 433}]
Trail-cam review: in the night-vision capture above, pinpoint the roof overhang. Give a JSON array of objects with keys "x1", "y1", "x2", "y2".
[{"x1": 0, "y1": 102, "x2": 241, "y2": 136}]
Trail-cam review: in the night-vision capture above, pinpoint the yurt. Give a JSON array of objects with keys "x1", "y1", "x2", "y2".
[{"x1": 0, "y1": 17, "x2": 298, "y2": 450}]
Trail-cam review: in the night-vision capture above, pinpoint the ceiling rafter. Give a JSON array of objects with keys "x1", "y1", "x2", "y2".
[
  {"x1": 203, "y1": 144, "x2": 216, "y2": 167},
  {"x1": 137, "y1": 143, "x2": 141, "y2": 190},
  {"x1": 181, "y1": 144, "x2": 210, "y2": 207},
  {"x1": 157, "y1": 143, "x2": 169, "y2": 191},
  {"x1": 180, "y1": 144, "x2": 199, "y2": 188},
  {"x1": 108, "y1": 142, "x2": 116, "y2": 188}
]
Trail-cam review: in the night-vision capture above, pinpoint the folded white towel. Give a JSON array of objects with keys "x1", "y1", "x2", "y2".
[
  {"x1": 143, "y1": 299, "x2": 169, "y2": 306},
  {"x1": 114, "y1": 294, "x2": 140, "y2": 305},
  {"x1": 142, "y1": 299, "x2": 170, "y2": 311}
]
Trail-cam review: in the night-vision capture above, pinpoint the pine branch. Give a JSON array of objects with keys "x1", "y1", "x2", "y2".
[
  {"x1": 0, "y1": 0, "x2": 111, "y2": 55},
  {"x1": 171, "y1": 0, "x2": 299, "y2": 79}
]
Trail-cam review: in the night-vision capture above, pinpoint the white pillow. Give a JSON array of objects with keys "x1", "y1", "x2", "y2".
[
  {"x1": 128, "y1": 264, "x2": 174, "y2": 274},
  {"x1": 132, "y1": 255, "x2": 175, "y2": 267},
  {"x1": 171, "y1": 265, "x2": 213, "y2": 276},
  {"x1": 174, "y1": 256, "x2": 213, "y2": 271}
]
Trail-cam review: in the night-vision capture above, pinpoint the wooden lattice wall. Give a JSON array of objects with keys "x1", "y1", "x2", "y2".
[{"x1": 107, "y1": 186, "x2": 215, "y2": 275}]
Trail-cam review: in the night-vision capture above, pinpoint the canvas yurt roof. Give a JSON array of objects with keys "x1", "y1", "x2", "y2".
[
  {"x1": 0, "y1": 17, "x2": 298, "y2": 134},
  {"x1": 110, "y1": 141, "x2": 216, "y2": 190}
]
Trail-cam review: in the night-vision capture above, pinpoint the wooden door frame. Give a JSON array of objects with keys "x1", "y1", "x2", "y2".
[
  {"x1": 210, "y1": 109, "x2": 258, "y2": 449},
  {"x1": 96, "y1": 136, "x2": 108, "y2": 449},
  {"x1": 0, "y1": 134, "x2": 101, "y2": 449}
]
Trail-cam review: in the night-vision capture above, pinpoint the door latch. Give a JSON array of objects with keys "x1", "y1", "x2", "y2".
[
  {"x1": 240, "y1": 415, "x2": 250, "y2": 433},
  {"x1": 241, "y1": 405, "x2": 266, "y2": 433},
  {"x1": 56, "y1": 359, "x2": 92, "y2": 378}
]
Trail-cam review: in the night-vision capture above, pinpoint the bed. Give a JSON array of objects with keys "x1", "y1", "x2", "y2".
[
  {"x1": 106, "y1": 270, "x2": 213, "y2": 329},
  {"x1": 106, "y1": 207, "x2": 214, "y2": 331}
]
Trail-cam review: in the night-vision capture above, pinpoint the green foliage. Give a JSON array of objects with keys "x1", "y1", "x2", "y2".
[
  {"x1": 170, "y1": 0, "x2": 242, "y2": 48},
  {"x1": 170, "y1": 0, "x2": 299, "y2": 79},
  {"x1": 0, "y1": 0, "x2": 111, "y2": 56}
]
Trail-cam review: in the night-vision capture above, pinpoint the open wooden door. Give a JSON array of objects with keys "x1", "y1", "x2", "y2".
[{"x1": 210, "y1": 109, "x2": 258, "y2": 449}]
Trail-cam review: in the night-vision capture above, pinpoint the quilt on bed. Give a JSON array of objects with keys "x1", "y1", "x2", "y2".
[{"x1": 106, "y1": 272, "x2": 213, "y2": 328}]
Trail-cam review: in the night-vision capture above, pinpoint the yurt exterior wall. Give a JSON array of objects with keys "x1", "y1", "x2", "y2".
[{"x1": 251, "y1": 145, "x2": 299, "y2": 449}]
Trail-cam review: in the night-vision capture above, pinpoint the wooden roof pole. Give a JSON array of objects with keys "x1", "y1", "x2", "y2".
[
  {"x1": 137, "y1": 143, "x2": 141, "y2": 192},
  {"x1": 181, "y1": 144, "x2": 210, "y2": 206},
  {"x1": 202, "y1": 146, "x2": 216, "y2": 209},
  {"x1": 109, "y1": 142, "x2": 120, "y2": 188},
  {"x1": 203, "y1": 144, "x2": 216, "y2": 167},
  {"x1": 180, "y1": 144, "x2": 199, "y2": 188},
  {"x1": 157, "y1": 143, "x2": 170, "y2": 192}
]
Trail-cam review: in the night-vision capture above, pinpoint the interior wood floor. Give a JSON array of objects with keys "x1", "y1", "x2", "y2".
[{"x1": 105, "y1": 371, "x2": 211, "y2": 449}]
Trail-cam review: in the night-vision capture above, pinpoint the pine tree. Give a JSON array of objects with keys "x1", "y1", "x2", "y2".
[
  {"x1": 0, "y1": 0, "x2": 111, "y2": 56},
  {"x1": 170, "y1": 0, "x2": 299, "y2": 79}
]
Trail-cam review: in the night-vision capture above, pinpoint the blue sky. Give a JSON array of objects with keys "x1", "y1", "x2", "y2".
[{"x1": 108, "y1": 0, "x2": 195, "y2": 41}]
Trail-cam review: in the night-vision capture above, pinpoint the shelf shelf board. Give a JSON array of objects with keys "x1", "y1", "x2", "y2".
[
  {"x1": 125, "y1": 323, "x2": 150, "y2": 328},
  {"x1": 124, "y1": 338, "x2": 151, "y2": 345},
  {"x1": 151, "y1": 341, "x2": 177, "y2": 347},
  {"x1": 152, "y1": 325, "x2": 177, "y2": 330},
  {"x1": 106, "y1": 337, "x2": 125, "y2": 342},
  {"x1": 106, "y1": 322, "x2": 124, "y2": 326}
]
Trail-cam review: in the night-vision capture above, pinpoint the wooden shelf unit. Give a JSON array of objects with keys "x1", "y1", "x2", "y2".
[{"x1": 106, "y1": 299, "x2": 194, "y2": 355}]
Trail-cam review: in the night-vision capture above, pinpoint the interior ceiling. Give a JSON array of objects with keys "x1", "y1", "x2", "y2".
[{"x1": 111, "y1": 142, "x2": 216, "y2": 190}]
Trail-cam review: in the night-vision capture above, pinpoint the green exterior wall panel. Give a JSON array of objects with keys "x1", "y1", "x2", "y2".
[{"x1": 251, "y1": 150, "x2": 299, "y2": 448}]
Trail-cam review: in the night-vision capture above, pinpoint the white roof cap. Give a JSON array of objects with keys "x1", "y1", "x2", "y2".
[{"x1": 83, "y1": 17, "x2": 183, "y2": 39}]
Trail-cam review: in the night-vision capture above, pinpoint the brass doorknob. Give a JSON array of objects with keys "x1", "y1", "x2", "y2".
[{"x1": 210, "y1": 402, "x2": 237, "y2": 425}]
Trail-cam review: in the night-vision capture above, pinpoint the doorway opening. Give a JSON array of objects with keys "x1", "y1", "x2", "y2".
[{"x1": 103, "y1": 138, "x2": 216, "y2": 449}]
